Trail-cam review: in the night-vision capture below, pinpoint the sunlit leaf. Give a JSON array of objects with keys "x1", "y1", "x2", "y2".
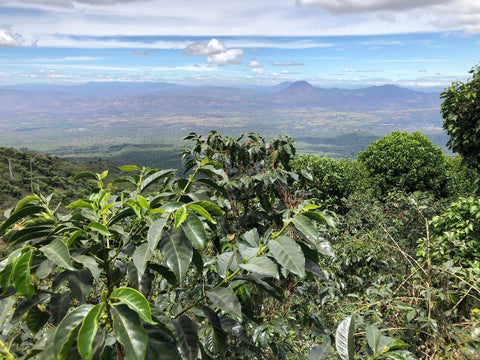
[
  {"x1": 78, "y1": 304, "x2": 104, "y2": 360},
  {"x1": 239, "y1": 256, "x2": 279, "y2": 279},
  {"x1": 71, "y1": 254, "x2": 100, "y2": 281},
  {"x1": 119, "y1": 165, "x2": 140, "y2": 172},
  {"x1": 159, "y1": 228, "x2": 193, "y2": 282},
  {"x1": 207, "y1": 287, "x2": 242, "y2": 321},
  {"x1": 41, "y1": 238, "x2": 75, "y2": 271},
  {"x1": 110, "y1": 287, "x2": 155, "y2": 324},
  {"x1": 181, "y1": 213, "x2": 207, "y2": 249},
  {"x1": 53, "y1": 304, "x2": 93, "y2": 360},
  {"x1": 366, "y1": 325, "x2": 381, "y2": 355},
  {"x1": 87, "y1": 221, "x2": 112, "y2": 237},
  {"x1": 0, "y1": 205, "x2": 44, "y2": 235},
  {"x1": 12, "y1": 249, "x2": 35, "y2": 299},
  {"x1": 292, "y1": 214, "x2": 319, "y2": 244},
  {"x1": 268, "y1": 236, "x2": 305, "y2": 277},
  {"x1": 335, "y1": 315, "x2": 355, "y2": 360},
  {"x1": 147, "y1": 217, "x2": 167, "y2": 250},
  {"x1": 111, "y1": 303, "x2": 148, "y2": 360},
  {"x1": 132, "y1": 243, "x2": 152, "y2": 274}
]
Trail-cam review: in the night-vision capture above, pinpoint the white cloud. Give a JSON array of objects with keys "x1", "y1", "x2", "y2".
[
  {"x1": 296, "y1": 0, "x2": 450, "y2": 14},
  {"x1": 250, "y1": 68, "x2": 265, "y2": 74},
  {"x1": 0, "y1": 25, "x2": 22, "y2": 47},
  {"x1": 247, "y1": 59, "x2": 263, "y2": 67},
  {"x1": 0, "y1": 0, "x2": 145, "y2": 5},
  {"x1": 183, "y1": 39, "x2": 243, "y2": 66},
  {"x1": 183, "y1": 39, "x2": 226, "y2": 56},
  {"x1": 272, "y1": 61, "x2": 304, "y2": 66}
]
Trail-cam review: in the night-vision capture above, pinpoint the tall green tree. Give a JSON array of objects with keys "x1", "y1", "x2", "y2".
[{"x1": 441, "y1": 65, "x2": 480, "y2": 169}]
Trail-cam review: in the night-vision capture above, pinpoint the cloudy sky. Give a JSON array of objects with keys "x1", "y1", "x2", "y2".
[{"x1": 0, "y1": 0, "x2": 479, "y2": 88}]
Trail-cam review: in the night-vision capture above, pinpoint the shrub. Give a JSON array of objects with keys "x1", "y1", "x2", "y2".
[{"x1": 357, "y1": 131, "x2": 448, "y2": 197}]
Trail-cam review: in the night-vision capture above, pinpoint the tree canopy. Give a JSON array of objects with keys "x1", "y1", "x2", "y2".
[
  {"x1": 357, "y1": 131, "x2": 448, "y2": 196},
  {"x1": 441, "y1": 65, "x2": 480, "y2": 169}
]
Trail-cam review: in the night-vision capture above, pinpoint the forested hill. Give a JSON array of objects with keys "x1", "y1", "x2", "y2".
[{"x1": 0, "y1": 147, "x2": 119, "y2": 212}]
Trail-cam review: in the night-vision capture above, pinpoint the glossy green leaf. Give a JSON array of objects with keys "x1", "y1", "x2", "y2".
[
  {"x1": 136, "y1": 195, "x2": 150, "y2": 210},
  {"x1": 0, "y1": 248, "x2": 21, "y2": 291},
  {"x1": 11, "y1": 296, "x2": 41, "y2": 324},
  {"x1": 244, "y1": 228, "x2": 260, "y2": 247},
  {"x1": 174, "y1": 206, "x2": 187, "y2": 228},
  {"x1": 147, "y1": 217, "x2": 167, "y2": 250},
  {"x1": 127, "y1": 262, "x2": 153, "y2": 298},
  {"x1": 71, "y1": 254, "x2": 100, "y2": 281},
  {"x1": 206, "y1": 287, "x2": 242, "y2": 321},
  {"x1": 366, "y1": 325, "x2": 382, "y2": 355},
  {"x1": 78, "y1": 304, "x2": 104, "y2": 360},
  {"x1": 159, "y1": 228, "x2": 193, "y2": 282},
  {"x1": 292, "y1": 214, "x2": 319, "y2": 244},
  {"x1": 190, "y1": 201, "x2": 224, "y2": 216},
  {"x1": 239, "y1": 256, "x2": 279, "y2": 279},
  {"x1": 181, "y1": 213, "x2": 207, "y2": 249},
  {"x1": 268, "y1": 236, "x2": 305, "y2": 277},
  {"x1": 335, "y1": 315, "x2": 355, "y2": 360},
  {"x1": 174, "y1": 315, "x2": 199, "y2": 360},
  {"x1": 86, "y1": 221, "x2": 112, "y2": 236},
  {"x1": 6, "y1": 226, "x2": 52, "y2": 247},
  {"x1": 0, "y1": 205, "x2": 44, "y2": 235},
  {"x1": 12, "y1": 249, "x2": 35, "y2": 299},
  {"x1": 53, "y1": 304, "x2": 93, "y2": 360},
  {"x1": 160, "y1": 202, "x2": 184, "y2": 213},
  {"x1": 110, "y1": 287, "x2": 155, "y2": 324},
  {"x1": 187, "y1": 203, "x2": 214, "y2": 223},
  {"x1": 304, "y1": 210, "x2": 336, "y2": 229},
  {"x1": 66, "y1": 200, "x2": 94, "y2": 210},
  {"x1": 13, "y1": 194, "x2": 42, "y2": 212},
  {"x1": 216, "y1": 251, "x2": 238, "y2": 278},
  {"x1": 139, "y1": 169, "x2": 175, "y2": 193},
  {"x1": 307, "y1": 344, "x2": 332, "y2": 360},
  {"x1": 132, "y1": 243, "x2": 152, "y2": 274},
  {"x1": 383, "y1": 339, "x2": 410, "y2": 352},
  {"x1": 119, "y1": 165, "x2": 140, "y2": 171},
  {"x1": 73, "y1": 172, "x2": 97, "y2": 181},
  {"x1": 111, "y1": 303, "x2": 148, "y2": 360},
  {"x1": 41, "y1": 238, "x2": 75, "y2": 271}
]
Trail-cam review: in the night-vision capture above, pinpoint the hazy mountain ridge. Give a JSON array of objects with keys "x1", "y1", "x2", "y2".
[{"x1": 0, "y1": 81, "x2": 440, "y2": 114}]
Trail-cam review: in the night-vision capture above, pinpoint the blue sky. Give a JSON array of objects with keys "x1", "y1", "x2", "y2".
[{"x1": 1, "y1": 0, "x2": 479, "y2": 88}]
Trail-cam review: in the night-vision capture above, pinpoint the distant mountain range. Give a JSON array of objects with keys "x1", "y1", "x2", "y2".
[
  {"x1": 0, "y1": 80, "x2": 447, "y2": 159},
  {"x1": 0, "y1": 80, "x2": 440, "y2": 115}
]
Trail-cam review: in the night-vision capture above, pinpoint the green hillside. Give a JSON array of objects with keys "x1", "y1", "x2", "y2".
[{"x1": 0, "y1": 147, "x2": 120, "y2": 213}]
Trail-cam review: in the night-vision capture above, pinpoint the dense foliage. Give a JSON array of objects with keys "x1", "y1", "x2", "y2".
[
  {"x1": 441, "y1": 65, "x2": 480, "y2": 170},
  {"x1": 0, "y1": 132, "x2": 342, "y2": 359},
  {"x1": 291, "y1": 155, "x2": 369, "y2": 213},
  {"x1": 2, "y1": 67, "x2": 480, "y2": 360},
  {"x1": 357, "y1": 131, "x2": 448, "y2": 197},
  {"x1": 0, "y1": 147, "x2": 120, "y2": 212}
]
